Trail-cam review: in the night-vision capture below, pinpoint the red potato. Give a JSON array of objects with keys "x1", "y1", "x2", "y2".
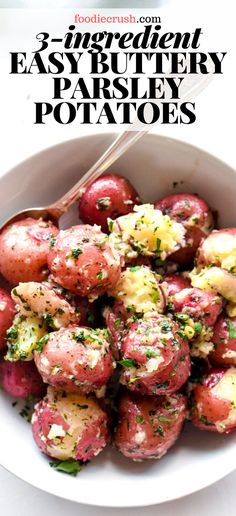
[
  {"x1": 34, "y1": 326, "x2": 113, "y2": 394},
  {"x1": 196, "y1": 228, "x2": 236, "y2": 270},
  {"x1": 170, "y1": 288, "x2": 223, "y2": 327},
  {"x1": 42, "y1": 278, "x2": 100, "y2": 328},
  {"x1": 210, "y1": 314, "x2": 236, "y2": 366},
  {"x1": 119, "y1": 315, "x2": 191, "y2": 395},
  {"x1": 0, "y1": 288, "x2": 15, "y2": 350},
  {"x1": 161, "y1": 274, "x2": 191, "y2": 298},
  {"x1": 190, "y1": 368, "x2": 236, "y2": 433},
  {"x1": 0, "y1": 359, "x2": 45, "y2": 399},
  {"x1": 79, "y1": 174, "x2": 141, "y2": 232},
  {"x1": 154, "y1": 193, "x2": 214, "y2": 264},
  {"x1": 11, "y1": 282, "x2": 79, "y2": 330},
  {"x1": 0, "y1": 218, "x2": 58, "y2": 284},
  {"x1": 113, "y1": 391, "x2": 187, "y2": 460},
  {"x1": 32, "y1": 387, "x2": 109, "y2": 461},
  {"x1": 47, "y1": 224, "x2": 121, "y2": 299}
]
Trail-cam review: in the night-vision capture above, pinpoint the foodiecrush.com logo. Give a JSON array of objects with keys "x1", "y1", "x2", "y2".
[{"x1": 9, "y1": 9, "x2": 226, "y2": 128}]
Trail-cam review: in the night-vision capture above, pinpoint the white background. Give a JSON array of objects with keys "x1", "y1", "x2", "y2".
[{"x1": 0, "y1": 1, "x2": 236, "y2": 514}]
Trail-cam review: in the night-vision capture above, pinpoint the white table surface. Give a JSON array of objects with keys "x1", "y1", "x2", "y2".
[{"x1": 0, "y1": 1, "x2": 236, "y2": 514}]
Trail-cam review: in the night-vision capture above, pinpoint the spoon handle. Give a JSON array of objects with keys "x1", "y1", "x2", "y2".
[{"x1": 50, "y1": 129, "x2": 146, "y2": 216}]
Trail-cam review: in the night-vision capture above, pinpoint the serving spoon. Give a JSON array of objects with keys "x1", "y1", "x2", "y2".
[
  {"x1": 0, "y1": 66, "x2": 214, "y2": 231},
  {"x1": 0, "y1": 129, "x2": 146, "y2": 230}
]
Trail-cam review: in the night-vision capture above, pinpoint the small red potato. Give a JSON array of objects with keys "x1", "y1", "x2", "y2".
[
  {"x1": 47, "y1": 224, "x2": 121, "y2": 299},
  {"x1": 171, "y1": 288, "x2": 223, "y2": 327},
  {"x1": 11, "y1": 282, "x2": 79, "y2": 330},
  {"x1": 0, "y1": 359, "x2": 45, "y2": 399},
  {"x1": 113, "y1": 391, "x2": 187, "y2": 460},
  {"x1": 119, "y1": 315, "x2": 190, "y2": 395},
  {"x1": 79, "y1": 174, "x2": 141, "y2": 232},
  {"x1": 190, "y1": 368, "x2": 236, "y2": 433},
  {"x1": 154, "y1": 193, "x2": 213, "y2": 264},
  {"x1": 0, "y1": 218, "x2": 58, "y2": 284},
  {"x1": 0, "y1": 288, "x2": 15, "y2": 350},
  {"x1": 32, "y1": 386, "x2": 109, "y2": 461},
  {"x1": 161, "y1": 274, "x2": 191, "y2": 297},
  {"x1": 196, "y1": 228, "x2": 236, "y2": 270},
  {"x1": 210, "y1": 314, "x2": 236, "y2": 366},
  {"x1": 34, "y1": 326, "x2": 113, "y2": 394}
]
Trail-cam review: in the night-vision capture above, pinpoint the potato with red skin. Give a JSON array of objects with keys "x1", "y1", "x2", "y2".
[
  {"x1": 0, "y1": 359, "x2": 45, "y2": 399},
  {"x1": 79, "y1": 174, "x2": 141, "y2": 232},
  {"x1": 32, "y1": 387, "x2": 109, "y2": 462},
  {"x1": 0, "y1": 288, "x2": 15, "y2": 350},
  {"x1": 210, "y1": 314, "x2": 236, "y2": 366},
  {"x1": 119, "y1": 315, "x2": 191, "y2": 395},
  {"x1": 190, "y1": 368, "x2": 236, "y2": 433},
  {"x1": 196, "y1": 228, "x2": 236, "y2": 270},
  {"x1": 47, "y1": 224, "x2": 121, "y2": 299},
  {"x1": 113, "y1": 391, "x2": 187, "y2": 460},
  {"x1": 0, "y1": 218, "x2": 58, "y2": 284},
  {"x1": 161, "y1": 274, "x2": 191, "y2": 298},
  {"x1": 34, "y1": 326, "x2": 113, "y2": 394},
  {"x1": 170, "y1": 288, "x2": 223, "y2": 327},
  {"x1": 154, "y1": 193, "x2": 213, "y2": 264}
]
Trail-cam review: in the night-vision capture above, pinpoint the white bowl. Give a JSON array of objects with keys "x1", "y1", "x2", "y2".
[{"x1": 0, "y1": 133, "x2": 236, "y2": 507}]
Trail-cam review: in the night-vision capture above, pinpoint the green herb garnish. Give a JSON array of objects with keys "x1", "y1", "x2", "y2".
[
  {"x1": 114, "y1": 319, "x2": 121, "y2": 331},
  {"x1": 49, "y1": 459, "x2": 82, "y2": 476},
  {"x1": 194, "y1": 322, "x2": 203, "y2": 334},
  {"x1": 146, "y1": 349, "x2": 160, "y2": 359},
  {"x1": 118, "y1": 358, "x2": 137, "y2": 368},
  {"x1": 35, "y1": 334, "x2": 49, "y2": 353},
  {"x1": 227, "y1": 320, "x2": 236, "y2": 339},
  {"x1": 71, "y1": 247, "x2": 83, "y2": 259},
  {"x1": 130, "y1": 266, "x2": 141, "y2": 272},
  {"x1": 136, "y1": 415, "x2": 145, "y2": 424},
  {"x1": 97, "y1": 197, "x2": 110, "y2": 210}
]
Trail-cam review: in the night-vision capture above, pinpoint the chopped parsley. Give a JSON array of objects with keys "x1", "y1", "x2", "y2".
[
  {"x1": 130, "y1": 265, "x2": 142, "y2": 272},
  {"x1": 194, "y1": 322, "x2": 203, "y2": 334},
  {"x1": 136, "y1": 415, "x2": 145, "y2": 424},
  {"x1": 35, "y1": 334, "x2": 49, "y2": 353},
  {"x1": 160, "y1": 320, "x2": 173, "y2": 333},
  {"x1": 199, "y1": 415, "x2": 214, "y2": 426},
  {"x1": 158, "y1": 416, "x2": 173, "y2": 423},
  {"x1": 150, "y1": 290, "x2": 160, "y2": 303},
  {"x1": 114, "y1": 319, "x2": 121, "y2": 331},
  {"x1": 118, "y1": 358, "x2": 137, "y2": 368},
  {"x1": 154, "y1": 425, "x2": 165, "y2": 437},
  {"x1": 155, "y1": 380, "x2": 170, "y2": 389},
  {"x1": 71, "y1": 247, "x2": 83, "y2": 259},
  {"x1": 72, "y1": 331, "x2": 86, "y2": 342},
  {"x1": 108, "y1": 219, "x2": 114, "y2": 232},
  {"x1": 49, "y1": 236, "x2": 56, "y2": 247},
  {"x1": 155, "y1": 238, "x2": 161, "y2": 254},
  {"x1": 97, "y1": 197, "x2": 111, "y2": 210},
  {"x1": 146, "y1": 349, "x2": 160, "y2": 359},
  {"x1": 49, "y1": 459, "x2": 83, "y2": 476},
  {"x1": 7, "y1": 326, "x2": 18, "y2": 340},
  {"x1": 227, "y1": 320, "x2": 236, "y2": 339}
]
